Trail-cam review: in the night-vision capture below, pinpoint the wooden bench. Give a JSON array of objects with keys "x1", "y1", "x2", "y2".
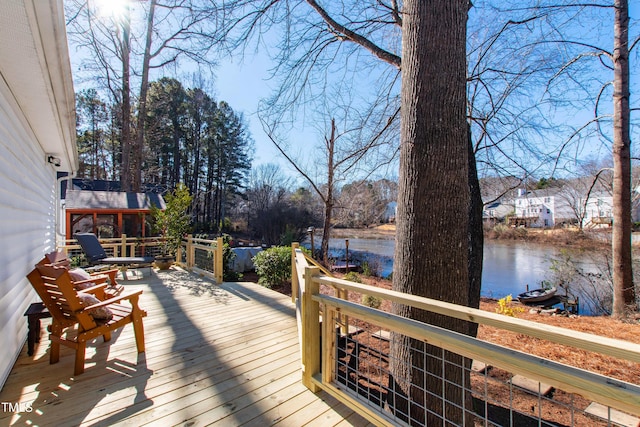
[{"x1": 26, "y1": 263, "x2": 147, "y2": 375}]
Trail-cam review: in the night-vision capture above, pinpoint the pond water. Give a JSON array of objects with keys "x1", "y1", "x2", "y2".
[{"x1": 322, "y1": 238, "x2": 601, "y2": 313}]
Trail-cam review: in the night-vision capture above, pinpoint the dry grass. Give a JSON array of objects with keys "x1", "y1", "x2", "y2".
[{"x1": 478, "y1": 299, "x2": 640, "y2": 383}]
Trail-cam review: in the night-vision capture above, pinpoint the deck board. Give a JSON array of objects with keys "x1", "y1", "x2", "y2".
[{"x1": 0, "y1": 268, "x2": 372, "y2": 427}]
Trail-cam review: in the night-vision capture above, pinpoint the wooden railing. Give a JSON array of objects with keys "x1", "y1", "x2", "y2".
[
  {"x1": 59, "y1": 234, "x2": 224, "y2": 283},
  {"x1": 179, "y1": 235, "x2": 224, "y2": 283},
  {"x1": 60, "y1": 235, "x2": 165, "y2": 260},
  {"x1": 292, "y1": 245, "x2": 640, "y2": 426}
]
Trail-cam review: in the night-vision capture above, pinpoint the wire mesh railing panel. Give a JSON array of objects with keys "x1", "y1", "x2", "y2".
[
  {"x1": 193, "y1": 246, "x2": 215, "y2": 273},
  {"x1": 325, "y1": 303, "x2": 634, "y2": 427}
]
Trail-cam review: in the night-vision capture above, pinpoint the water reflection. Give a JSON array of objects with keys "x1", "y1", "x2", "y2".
[{"x1": 326, "y1": 238, "x2": 578, "y2": 299}]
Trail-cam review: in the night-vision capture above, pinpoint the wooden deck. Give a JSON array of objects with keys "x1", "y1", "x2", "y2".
[{"x1": 0, "y1": 268, "x2": 372, "y2": 427}]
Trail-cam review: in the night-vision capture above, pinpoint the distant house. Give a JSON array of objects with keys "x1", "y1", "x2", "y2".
[
  {"x1": 512, "y1": 189, "x2": 559, "y2": 227},
  {"x1": 582, "y1": 192, "x2": 614, "y2": 228},
  {"x1": 482, "y1": 199, "x2": 514, "y2": 224},
  {"x1": 511, "y1": 188, "x2": 577, "y2": 227},
  {"x1": 65, "y1": 190, "x2": 166, "y2": 240},
  {"x1": 0, "y1": 0, "x2": 77, "y2": 388},
  {"x1": 510, "y1": 188, "x2": 619, "y2": 228}
]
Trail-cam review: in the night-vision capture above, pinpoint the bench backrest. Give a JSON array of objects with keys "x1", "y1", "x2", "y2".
[{"x1": 27, "y1": 264, "x2": 98, "y2": 330}]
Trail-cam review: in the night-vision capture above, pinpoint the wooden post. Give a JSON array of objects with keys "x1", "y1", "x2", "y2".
[
  {"x1": 121, "y1": 234, "x2": 128, "y2": 257},
  {"x1": 308, "y1": 227, "x2": 315, "y2": 259},
  {"x1": 339, "y1": 288, "x2": 349, "y2": 335},
  {"x1": 291, "y1": 242, "x2": 299, "y2": 303},
  {"x1": 215, "y1": 236, "x2": 224, "y2": 283},
  {"x1": 322, "y1": 305, "x2": 336, "y2": 385},
  {"x1": 186, "y1": 234, "x2": 193, "y2": 267},
  {"x1": 345, "y1": 239, "x2": 349, "y2": 273},
  {"x1": 302, "y1": 266, "x2": 321, "y2": 392}
]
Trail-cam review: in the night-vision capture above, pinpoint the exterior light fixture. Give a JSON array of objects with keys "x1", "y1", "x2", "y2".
[{"x1": 46, "y1": 154, "x2": 61, "y2": 167}]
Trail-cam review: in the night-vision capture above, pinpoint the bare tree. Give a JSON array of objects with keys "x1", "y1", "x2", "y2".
[
  {"x1": 335, "y1": 179, "x2": 396, "y2": 228},
  {"x1": 263, "y1": 109, "x2": 398, "y2": 265},
  {"x1": 515, "y1": 0, "x2": 637, "y2": 316},
  {"x1": 243, "y1": 164, "x2": 318, "y2": 244},
  {"x1": 556, "y1": 176, "x2": 610, "y2": 229},
  {"x1": 221, "y1": 1, "x2": 479, "y2": 422},
  {"x1": 66, "y1": 0, "x2": 220, "y2": 191},
  {"x1": 611, "y1": 0, "x2": 634, "y2": 316}
]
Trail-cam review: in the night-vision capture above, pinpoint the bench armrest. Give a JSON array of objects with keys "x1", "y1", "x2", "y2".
[{"x1": 82, "y1": 290, "x2": 144, "y2": 311}]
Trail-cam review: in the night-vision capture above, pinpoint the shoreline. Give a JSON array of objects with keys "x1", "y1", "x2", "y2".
[{"x1": 328, "y1": 224, "x2": 622, "y2": 250}]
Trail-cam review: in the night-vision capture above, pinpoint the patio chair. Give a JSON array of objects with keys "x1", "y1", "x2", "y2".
[
  {"x1": 74, "y1": 232, "x2": 155, "y2": 268},
  {"x1": 26, "y1": 263, "x2": 147, "y2": 375}
]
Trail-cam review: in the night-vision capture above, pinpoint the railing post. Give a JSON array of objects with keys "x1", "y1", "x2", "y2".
[
  {"x1": 120, "y1": 234, "x2": 127, "y2": 257},
  {"x1": 322, "y1": 305, "x2": 336, "y2": 385},
  {"x1": 185, "y1": 234, "x2": 193, "y2": 267},
  {"x1": 215, "y1": 236, "x2": 224, "y2": 284},
  {"x1": 291, "y1": 242, "x2": 299, "y2": 303},
  {"x1": 302, "y1": 266, "x2": 321, "y2": 392},
  {"x1": 339, "y1": 288, "x2": 349, "y2": 335}
]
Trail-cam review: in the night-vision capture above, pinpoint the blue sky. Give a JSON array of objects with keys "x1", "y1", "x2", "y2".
[
  {"x1": 214, "y1": 51, "x2": 285, "y2": 171},
  {"x1": 213, "y1": 2, "x2": 640, "y2": 182},
  {"x1": 68, "y1": 1, "x2": 639, "y2": 182}
]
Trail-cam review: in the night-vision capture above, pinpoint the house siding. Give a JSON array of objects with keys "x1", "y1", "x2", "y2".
[{"x1": 0, "y1": 79, "x2": 58, "y2": 388}]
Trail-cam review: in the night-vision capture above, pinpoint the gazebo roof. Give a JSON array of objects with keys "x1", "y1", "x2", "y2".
[{"x1": 65, "y1": 190, "x2": 165, "y2": 211}]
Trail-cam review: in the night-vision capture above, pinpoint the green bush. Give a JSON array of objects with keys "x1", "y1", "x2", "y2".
[
  {"x1": 252, "y1": 246, "x2": 292, "y2": 288},
  {"x1": 361, "y1": 261, "x2": 373, "y2": 277},
  {"x1": 362, "y1": 294, "x2": 382, "y2": 309},
  {"x1": 222, "y1": 234, "x2": 241, "y2": 282},
  {"x1": 344, "y1": 272, "x2": 362, "y2": 283}
]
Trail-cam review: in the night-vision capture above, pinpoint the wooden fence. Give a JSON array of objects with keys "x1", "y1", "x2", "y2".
[{"x1": 59, "y1": 234, "x2": 224, "y2": 283}]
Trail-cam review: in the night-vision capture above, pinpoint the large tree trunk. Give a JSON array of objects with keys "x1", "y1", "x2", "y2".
[
  {"x1": 120, "y1": 3, "x2": 132, "y2": 192},
  {"x1": 612, "y1": 0, "x2": 634, "y2": 318},
  {"x1": 132, "y1": 0, "x2": 157, "y2": 192},
  {"x1": 321, "y1": 118, "x2": 336, "y2": 265},
  {"x1": 390, "y1": 1, "x2": 478, "y2": 425}
]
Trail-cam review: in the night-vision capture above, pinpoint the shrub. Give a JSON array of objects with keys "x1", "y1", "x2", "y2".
[
  {"x1": 496, "y1": 295, "x2": 524, "y2": 317},
  {"x1": 361, "y1": 261, "x2": 374, "y2": 277},
  {"x1": 252, "y1": 246, "x2": 292, "y2": 288},
  {"x1": 344, "y1": 271, "x2": 362, "y2": 283},
  {"x1": 362, "y1": 294, "x2": 382, "y2": 309},
  {"x1": 222, "y1": 234, "x2": 241, "y2": 282}
]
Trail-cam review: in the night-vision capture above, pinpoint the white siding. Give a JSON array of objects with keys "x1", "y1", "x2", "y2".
[{"x1": 0, "y1": 78, "x2": 58, "y2": 388}]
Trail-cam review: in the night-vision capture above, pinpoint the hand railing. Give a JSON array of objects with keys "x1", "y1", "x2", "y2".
[{"x1": 292, "y1": 246, "x2": 640, "y2": 426}]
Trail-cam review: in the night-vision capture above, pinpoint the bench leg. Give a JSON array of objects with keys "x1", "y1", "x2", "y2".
[
  {"x1": 133, "y1": 317, "x2": 145, "y2": 353},
  {"x1": 74, "y1": 342, "x2": 86, "y2": 375},
  {"x1": 26, "y1": 317, "x2": 39, "y2": 356},
  {"x1": 49, "y1": 326, "x2": 61, "y2": 365}
]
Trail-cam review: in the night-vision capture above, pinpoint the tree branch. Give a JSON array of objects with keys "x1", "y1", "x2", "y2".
[{"x1": 304, "y1": 0, "x2": 401, "y2": 69}]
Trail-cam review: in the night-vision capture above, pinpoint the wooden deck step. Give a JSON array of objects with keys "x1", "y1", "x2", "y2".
[
  {"x1": 372, "y1": 330, "x2": 390, "y2": 341},
  {"x1": 510, "y1": 375, "x2": 553, "y2": 396},
  {"x1": 471, "y1": 360, "x2": 491, "y2": 373},
  {"x1": 585, "y1": 402, "x2": 640, "y2": 427}
]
